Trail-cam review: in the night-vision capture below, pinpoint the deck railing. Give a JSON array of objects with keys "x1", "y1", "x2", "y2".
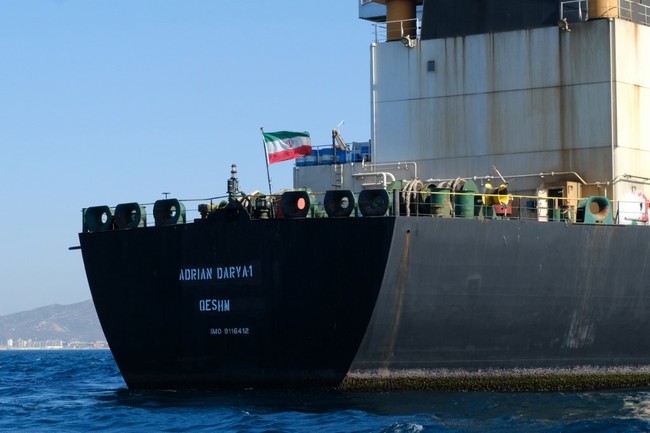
[
  {"x1": 83, "y1": 190, "x2": 650, "y2": 232},
  {"x1": 561, "y1": 0, "x2": 589, "y2": 21},
  {"x1": 561, "y1": 0, "x2": 650, "y2": 25},
  {"x1": 372, "y1": 18, "x2": 421, "y2": 43}
]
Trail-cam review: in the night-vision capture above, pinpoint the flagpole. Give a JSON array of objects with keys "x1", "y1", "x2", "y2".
[{"x1": 260, "y1": 127, "x2": 273, "y2": 198}]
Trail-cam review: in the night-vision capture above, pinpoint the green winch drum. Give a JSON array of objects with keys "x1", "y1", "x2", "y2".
[
  {"x1": 455, "y1": 179, "x2": 478, "y2": 218},
  {"x1": 430, "y1": 187, "x2": 452, "y2": 217}
]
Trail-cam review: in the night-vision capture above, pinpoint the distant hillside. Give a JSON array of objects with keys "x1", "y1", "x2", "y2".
[{"x1": 0, "y1": 300, "x2": 105, "y2": 343}]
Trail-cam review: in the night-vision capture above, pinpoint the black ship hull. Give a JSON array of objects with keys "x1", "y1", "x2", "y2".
[
  {"x1": 353, "y1": 218, "x2": 650, "y2": 374},
  {"x1": 80, "y1": 213, "x2": 394, "y2": 389},
  {"x1": 81, "y1": 211, "x2": 650, "y2": 390}
]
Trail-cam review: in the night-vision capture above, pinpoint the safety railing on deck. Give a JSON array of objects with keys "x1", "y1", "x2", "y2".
[
  {"x1": 82, "y1": 190, "x2": 650, "y2": 233},
  {"x1": 561, "y1": 0, "x2": 589, "y2": 22},
  {"x1": 305, "y1": 190, "x2": 647, "y2": 225},
  {"x1": 560, "y1": 0, "x2": 650, "y2": 25},
  {"x1": 373, "y1": 18, "x2": 421, "y2": 43}
]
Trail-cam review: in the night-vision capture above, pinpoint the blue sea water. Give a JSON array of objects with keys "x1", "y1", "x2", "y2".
[{"x1": 1, "y1": 351, "x2": 650, "y2": 432}]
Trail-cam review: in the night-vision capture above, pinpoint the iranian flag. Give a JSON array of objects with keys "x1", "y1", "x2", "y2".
[{"x1": 262, "y1": 130, "x2": 312, "y2": 164}]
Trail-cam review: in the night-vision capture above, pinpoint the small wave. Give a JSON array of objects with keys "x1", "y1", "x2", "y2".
[{"x1": 381, "y1": 422, "x2": 424, "y2": 433}]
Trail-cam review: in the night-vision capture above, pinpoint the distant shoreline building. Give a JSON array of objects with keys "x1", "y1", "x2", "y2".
[{"x1": 0, "y1": 338, "x2": 108, "y2": 350}]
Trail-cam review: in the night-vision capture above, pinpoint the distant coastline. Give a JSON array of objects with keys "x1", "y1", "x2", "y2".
[
  {"x1": 0, "y1": 346, "x2": 109, "y2": 351},
  {"x1": 0, "y1": 300, "x2": 107, "y2": 349},
  {"x1": 0, "y1": 340, "x2": 108, "y2": 351}
]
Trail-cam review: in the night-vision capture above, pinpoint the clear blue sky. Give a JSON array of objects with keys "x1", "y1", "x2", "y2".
[{"x1": 0, "y1": 1, "x2": 372, "y2": 315}]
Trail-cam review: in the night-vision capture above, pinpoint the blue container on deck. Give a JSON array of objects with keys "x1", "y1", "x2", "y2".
[
  {"x1": 359, "y1": 144, "x2": 370, "y2": 162},
  {"x1": 296, "y1": 149, "x2": 318, "y2": 166},
  {"x1": 319, "y1": 148, "x2": 334, "y2": 165},
  {"x1": 335, "y1": 149, "x2": 347, "y2": 163}
]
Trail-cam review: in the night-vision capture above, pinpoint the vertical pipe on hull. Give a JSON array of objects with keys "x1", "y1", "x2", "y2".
[
  {"x1": 609, "y1": 18, "x2": 618, "y2": 202},
  {"x1": 385, "y1": 0, "x2": 417, "y2": 41},
  {"x1": 370, "y1": 42, "x2": 377, "y2": 164}
]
